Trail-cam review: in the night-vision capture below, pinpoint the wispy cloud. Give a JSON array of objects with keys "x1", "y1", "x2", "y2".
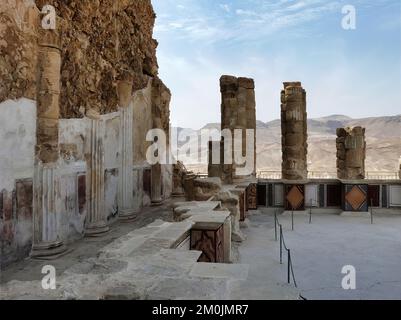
[
  {"x1": 154, "y1": 0, "x2": 348, "y2": 44},
  {"x1": 153, "y1": 0, "x2": 401, "y2": 128}
]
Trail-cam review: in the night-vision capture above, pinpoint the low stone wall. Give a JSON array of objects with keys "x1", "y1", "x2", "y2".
[{"x1": 258, "y1": 179, "x2": 401, "y2": 211}]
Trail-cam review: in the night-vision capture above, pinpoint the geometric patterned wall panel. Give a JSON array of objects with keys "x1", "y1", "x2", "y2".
[
  {"x1": 327, "y1": 184, "x2": 342, "y2": 207},
  {"x1": 389, "y1": 185, "x2": 401, "y2": 207},
  {"x1": 319, "y1": 184, "x2": 325, "y2": 207},
  {"x1": 274, "y1": 184, "x2": 284, "y2": 207},
  {"x1": 257, "y1": 184, "x2": 267, "y2": 207},
  {"x1": 305, "y1": 184, "x2": 318, "y2": 207},
  {"x1": 367, "y1": 185, "x2": 380, "y2": 207},
  {"x1": 382, "y1": 185, "x2": 388, "y2": 208},
  {"x1": 285, "y1": 185, "x2": 305, "y2": 211},
  {"x1": 190, "y1": 225, "x2": 224, "y2": 263},
  {"x1": 247, "y1": 183, "x2": 257, "y2": 210},
  {"x1": 268, "y1": 184, "x2": 273, "y2": 207},
  {"x1": 343, "y1": 184, "x2": 368, "y2": 212}
]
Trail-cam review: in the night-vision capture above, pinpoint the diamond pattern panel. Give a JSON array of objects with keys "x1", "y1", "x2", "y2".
[
  {"x1": 345, "y1": 185, "x2": 367, "y2": 211},
  {"x1": 286, "y1": 186, "x2": 304, "y2": 210}
]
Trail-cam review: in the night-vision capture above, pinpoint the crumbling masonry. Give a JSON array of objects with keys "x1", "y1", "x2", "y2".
[
  {"x1": 336, "y1": 127, "x2": 366, "y2": 180},
  {"x1": 208, "y1": 75, "x2": 257, "y2": 184},
  {"x1": 280, "y1": 82, "x2": 308, "y2": 181},
  {"x1": 0, "y1": 0, "x2": 171, "y2": 267},
  {"x1": 1, "y1": 0, "x2": 401, "y2": 301}
]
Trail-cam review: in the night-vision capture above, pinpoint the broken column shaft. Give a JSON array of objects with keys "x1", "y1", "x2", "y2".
[
  {"x1": 208, "y1": 75, "x2": 256, "y2": 183},
  {"x1": 31, "y1": 30, "x2": 68, "y2": 258},
  {"x1": 336, "y1": 126, "x2": 366, "y2": 180},
  {"x1": 151, "y1": 78, "x2": 171, "y2": 205},
  {"x1": 84, "y1": 117, "x2": 110, "y2": 236},
  {"x1": 281, "y1": 82, "x2": 308, "y2": 180},
  {"x1": 117, "y1": 79, "x2": 137, "y2": 220}
]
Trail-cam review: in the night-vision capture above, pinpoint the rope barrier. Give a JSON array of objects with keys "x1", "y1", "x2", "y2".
[{"x1": 274, "y1": 211, "x2": 298, "y2": 288}]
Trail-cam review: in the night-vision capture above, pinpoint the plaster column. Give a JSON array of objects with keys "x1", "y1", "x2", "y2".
[
  {"x1": 31, "y1": 30, "x2": 68, "y2": 259},
  {"x1": 84, "y1": 117, "x2": 110, "y2": 236},
  {"x1": 117, "y1": 80, "x2": 137, "y2": 220}
]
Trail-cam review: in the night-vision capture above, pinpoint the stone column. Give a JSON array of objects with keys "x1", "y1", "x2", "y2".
[
  {"x1": 84, "y1": 117, "x2": 110, "y2": 236},
  {"x1": 281, "y1": 82, "x2": 308, "y2": 180},
  {"x1": 150, "y1": 78, "x2": 171, "y2": 205},
  {"x1": 242, "y1": 78, "x2": 257, "y2": 178},
  {"x1": 213, "y1": 75, "x2": 256, "y2": 183},
  {"x1": 172, "y1": 161, "x2": 186, "y2": 197},
  {"x1": 336, "y1": 127, "x2": 366, "y2": 180},
  {"x1": 117, "y1": 80, "x2": 137, "y2": 220},
  {"x1": 31, "y1": 30, "x2": 68, "y2": 258}
]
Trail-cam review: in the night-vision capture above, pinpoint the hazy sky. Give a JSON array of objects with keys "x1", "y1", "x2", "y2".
[{"x1": 153, "y1": 0, "x2": 401, "y2": 129}]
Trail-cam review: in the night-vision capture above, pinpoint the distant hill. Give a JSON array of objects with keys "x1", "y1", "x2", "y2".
[{"x1": 173, "y1": 115, "x2": 401, "y2": 174}]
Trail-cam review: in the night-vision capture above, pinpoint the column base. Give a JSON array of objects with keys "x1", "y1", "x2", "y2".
[
  {"x1": 151, "y1": 199, "x2": 164, "y2": 207},
  {"x1": 118, "y1": 209, "x2": 138, "y2": 222},
  {"x1": 30, "y1": 241, "x2": 69, "y2": 260},
  {"x1": 85, "y1": 221, "x2": 110, "y2": 237},
  {"x1": 172, "y1": 192, "x2": 185, "y2": 198}
]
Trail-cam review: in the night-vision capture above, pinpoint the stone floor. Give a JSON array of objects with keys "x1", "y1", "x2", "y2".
[
  {"x1": 4, "y1": 202, "x2": 399, "y2": 300},
  {"x1": 1, "y1": 199, "x2": 176, "y2": 284},
  {"x1": 0, "y1": 200, "x2": 300, "y2": 300},
  {"x1": 258, "y1": 209, "x2": 401, "y2": 300},
  {"x1": 229, "y1": 212, "x2": 300, "y2": 300}
]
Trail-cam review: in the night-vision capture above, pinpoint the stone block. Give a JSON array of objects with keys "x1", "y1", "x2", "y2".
[{"x1": 238, "y1": 77, "x2": 254, "y2": 89}]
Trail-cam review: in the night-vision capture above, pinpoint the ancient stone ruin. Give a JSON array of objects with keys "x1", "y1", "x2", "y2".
[
  {"x1": 280, "y1": 82, "x2": 308, "y2": 180},
  {"x1": 0, "y1": 0, "x2": 172, "y2": 266},
  {"x1": 1, "y1": 0, "x2": 401, "y2": 301},
  {"x1": 336, "y1": 127, "x2": 366, "y2": 180},
  {"x1": 208, "y1": 75, "x2": 256, "y2": 184}
]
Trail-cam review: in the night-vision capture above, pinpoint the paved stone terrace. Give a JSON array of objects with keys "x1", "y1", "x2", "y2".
[
  {"x1": 1, "y1": 199, "x2": 176, "y2": 284},
  {"x1": 4, "y1": 202, "x2": 400, "y2": 300},
  {"x1": 259, "y1": 209, "x2": 401, "y2": 299},
  {"x1": 0, "y1": 200, "x2": 299, "y2": 300}
]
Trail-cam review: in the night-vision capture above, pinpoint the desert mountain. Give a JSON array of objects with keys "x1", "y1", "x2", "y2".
[{"x1": 173, "y1": 115, "x2": 401, "y2": 174}]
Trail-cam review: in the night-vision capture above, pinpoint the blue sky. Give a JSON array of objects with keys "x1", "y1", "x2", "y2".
[{"x1": 152, "y1": 0, "x2": 401, "y2": 129}]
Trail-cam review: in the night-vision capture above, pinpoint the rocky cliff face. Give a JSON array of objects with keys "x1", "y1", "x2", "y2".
[
  {"x1": 0, "y1": 0, "x2": 39, "y2": 102},
  {"x1": 1, "y1": 0, "x2": 160, "y2": 117}
]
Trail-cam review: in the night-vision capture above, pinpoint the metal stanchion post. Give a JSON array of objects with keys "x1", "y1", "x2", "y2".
[
  {"x1": 370, "y1": 199, "x2": 374, "y2": 225},
  {"x1": 279, "y1": 225, "x2": 283, "y2": 264},
  {"x1": 287, "y1": 250, "x2": 291, "y2": 284},
  {"x1": 291, "y1": 209, "x2": 294, "y2": 231}
]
